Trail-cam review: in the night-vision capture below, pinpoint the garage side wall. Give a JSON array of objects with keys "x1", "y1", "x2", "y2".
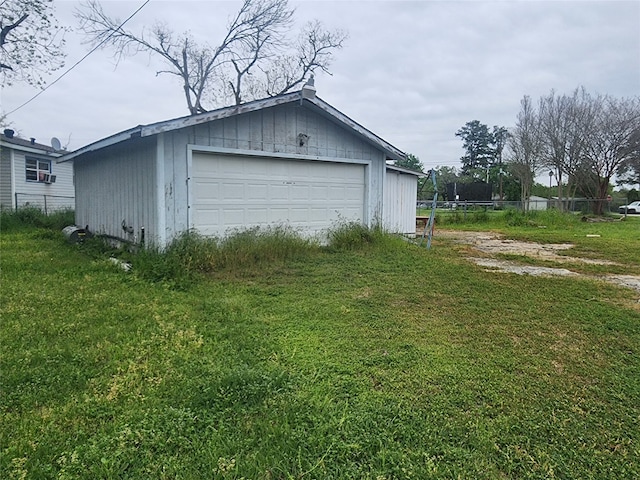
[
  {"x1": 161, "y1": 103, "x2": 387, "y2": 243},
  {"x1": 75, "y1": 137, "x2": 157, "y2": 243},
  {"x1": 383, "y1": 170, "x2": 418, "y2": 234}
]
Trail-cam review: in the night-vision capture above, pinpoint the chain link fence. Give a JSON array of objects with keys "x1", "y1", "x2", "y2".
[
  {"x1": 418, "y1": 198, "x2": 634, "y2": 215},
  {"x1": 14, "y1": 193, "x2": 75, "y2": 215}
]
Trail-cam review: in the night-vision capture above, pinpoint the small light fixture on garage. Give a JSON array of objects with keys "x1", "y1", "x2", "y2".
[{"x1": 298, "y1": 133, "x2": 309, "y2": 147}]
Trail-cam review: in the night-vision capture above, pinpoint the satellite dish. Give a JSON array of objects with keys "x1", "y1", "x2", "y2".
[{"x1": 51, "y1": 137, "x2": 61, "y2": 150}]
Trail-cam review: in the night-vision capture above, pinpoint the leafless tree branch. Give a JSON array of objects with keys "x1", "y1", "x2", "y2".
[{"x1": 75, "y1": 0, "x2": 346, "y2": 114}]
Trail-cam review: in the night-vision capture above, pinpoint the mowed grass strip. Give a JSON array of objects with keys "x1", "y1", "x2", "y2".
[{"x1": 1, "y1": 221, "x2": 639, "y2": 479}]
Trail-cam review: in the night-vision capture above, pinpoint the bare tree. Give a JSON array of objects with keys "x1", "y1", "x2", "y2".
[
  {"x1": 538, "y1": 88, "x2": 593, "y2": 211},
  {"x1": 535, "y1": 87, "x2": 640, "y2": 214},
  {"x1": 581, "y1": 94, "x2": 640, "y2": 214},
  {"x1": 261, "y1": 21, "x2": 346, "y2": 96},
  {"x1": 75, "y1": 0, "x2": 347, "y2": 114},
  {"x1": 506, "y1": 95, "x2": 542, "y2": 211},
  {"x1": 1, "y1": 0, "x2": 67, "y2": 88}
]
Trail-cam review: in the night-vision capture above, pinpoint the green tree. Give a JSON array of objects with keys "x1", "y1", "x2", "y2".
[
  {"x1": 394, "y1": 153, "x2": 423, "y2": 172},
  {"x1": 455, "y1": 120, "x2": 495, "y2": 180},
  {"x1": 1, "y1": 0, "x2": 67, "y2": 88}
]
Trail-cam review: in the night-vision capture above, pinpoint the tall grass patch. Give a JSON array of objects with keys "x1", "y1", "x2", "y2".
[
  {"x1": 0, "y1": 207, "x2": 74, "y2": 232},
  {"x1": 132, "y1": 226, "x2": 319, "y2": 286},
  {"x1": 128, "y1": 223, "x2": 406, "y2": 286},
  {"x1": 325, "y1": 221, "x2": 404, "y2": 251}
]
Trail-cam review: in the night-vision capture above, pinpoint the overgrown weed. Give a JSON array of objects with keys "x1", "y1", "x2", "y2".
[
  {"x1": 131, "y1": 226, "x2": 320, "y2": 286},
  {"x1": 130, "y1": 223, "x2": 405, "y2": 287},
  {"x1": 325, "y1": 221, "x2": 403, "y2": 251},
  {"x1": 0, "y1": 207, "x2": 74, "y2": 232}
]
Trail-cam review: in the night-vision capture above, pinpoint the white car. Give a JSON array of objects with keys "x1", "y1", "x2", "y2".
[{"x1": 619, "y1": 201, "x2": 640, "y2": 214}]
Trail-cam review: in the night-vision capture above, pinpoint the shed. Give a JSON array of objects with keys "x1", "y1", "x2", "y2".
[
  {"x1": 0, "y1": 130, "x2": 74, "y2": 212},
  {"x1": 60, "y1": 86, "x2": 413, "y2": 247}
]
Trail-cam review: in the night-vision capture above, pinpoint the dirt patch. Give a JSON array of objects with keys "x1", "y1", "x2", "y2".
[
  {"x1": 435, "y1": 230, "x2": 617, "y2": 265},
  {"x1": 435, "y1": 230, "x2": 640, "y2": 297},
  {"x1": 469, "y1": 257, "x2": 578, "y2": 277}
]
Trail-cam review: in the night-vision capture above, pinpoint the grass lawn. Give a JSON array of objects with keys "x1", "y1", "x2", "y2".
[{"x1": 1, "y1": 214, "x2": 639, "y2": 479}]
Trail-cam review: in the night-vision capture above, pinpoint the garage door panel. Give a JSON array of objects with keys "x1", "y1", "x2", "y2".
[
  {"x1": 247, "y1": 184, "x2": 268, "y2": 199},
  {"x1": 222, "y1": 182, "x2": 245, "y2": 199},
  {"x1": 192, "y1": 153, "x2": 365, "y2": 236},
  {"x1": 195, "y1": 207, "x2": 220, "y2": 226},
  {"x1": 270, "y1": 184, "x2": 290, "y2": 200},
  {"x1": 246, "y1": 208, "x2": 268, "y2": 223}
]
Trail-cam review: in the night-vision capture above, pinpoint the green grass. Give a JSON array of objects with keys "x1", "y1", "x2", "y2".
[{"x1": 1, "y1": 218, "x2": 639, "y2": 479}]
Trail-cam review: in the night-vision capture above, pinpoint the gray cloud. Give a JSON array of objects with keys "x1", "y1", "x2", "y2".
[{"x1": 4, "y1": 0, "x2": 639, "y2": 172}]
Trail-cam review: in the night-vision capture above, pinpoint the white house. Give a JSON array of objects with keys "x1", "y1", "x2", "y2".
[
  {"x1": 527, "y1": 195, "x2": 549, "y2": 211},
  {"x1": 60, "y1": 85, "x2": 419, "y2": 246},
  {"x1": 0, "y1": 130, "x2": 74, "y2": 212}
]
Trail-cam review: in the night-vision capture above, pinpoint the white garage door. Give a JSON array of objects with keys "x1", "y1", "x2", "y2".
[{"x1": 191, "y1": 153, "x2": 366, "y2": 237}]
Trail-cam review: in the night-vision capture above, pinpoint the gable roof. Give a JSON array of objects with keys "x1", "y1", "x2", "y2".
[
  {"x1": 1, "y1": 132, "x2": 62, "y2": 157},
  {"x1": 59, "y1": 90, "x2": 406, "y2": 163}
]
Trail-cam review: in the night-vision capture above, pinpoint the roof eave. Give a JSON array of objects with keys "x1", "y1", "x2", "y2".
[
  {"x1": 0, "y1": 139, "x2": 63, "y2": 158},
  {"x1": 58, "y1": 127, "x2": 143, "y2": 163},
  {"x1": 303, "y1": 95, "x2": 406, "y2": 162},
  {"x1": 386, "y1": 164, "x2": 426, "y2": 177}
]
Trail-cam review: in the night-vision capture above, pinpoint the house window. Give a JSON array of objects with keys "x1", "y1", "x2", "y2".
[{"x1": 25, "y1": 157, "x2": 51, "y2": 182}]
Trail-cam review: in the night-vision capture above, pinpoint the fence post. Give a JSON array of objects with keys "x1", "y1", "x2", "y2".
[{"x1": 44, "y1": 195, "x2": 48, "y2": 215}]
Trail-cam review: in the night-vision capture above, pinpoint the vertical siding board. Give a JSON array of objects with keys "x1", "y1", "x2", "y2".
[
  {"x1": 236, "y1": 115, "x2": 251, "y2": 150},
  {"x1": 75, "y1": 138, "x2": 157, "y2": 241},
  {"x1": 1, "y1": 149, "x2": 13, "y2": 208},
  {"x1": 223, "y1": 117, "x2": 238, "y2": 149},
  {"x1": 316, "y1": 115, "x2": 329, "y2": 157},
  {"x1": 249, "y1": 110, "x2": 263, "y2": 151},
  {"x1": 306, "y1": 110, "x2": 319, "y2": 157},
  {"x1": 262, "y1": 108, "x2": 275, "y2": 152}
]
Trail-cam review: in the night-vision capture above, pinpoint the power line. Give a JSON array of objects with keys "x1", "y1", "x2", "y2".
[{"x1": 6, "y1": 0, "x2": 151, "y2": 116}]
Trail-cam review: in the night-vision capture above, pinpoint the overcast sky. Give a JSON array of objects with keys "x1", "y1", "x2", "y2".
[{"x1": 3, "y1": 0, "x2": 639, "y2": 173}]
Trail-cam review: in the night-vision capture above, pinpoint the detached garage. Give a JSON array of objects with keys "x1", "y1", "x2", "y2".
[{"x1": 61, "y1": 85, "x2": 415, "y2": 247}]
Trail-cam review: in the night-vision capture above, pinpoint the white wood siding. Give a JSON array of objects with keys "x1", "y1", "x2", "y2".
[
  {"x1": 383, "y1": 169, "x2": 418, "y2": 234},
  {"x1": 75, "y1": 138, "x2": 157, "y2": 242}
]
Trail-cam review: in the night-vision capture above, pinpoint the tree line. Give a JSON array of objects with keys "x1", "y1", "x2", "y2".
[
  {"x1": 400, "y1": 88, "x2": 640, "y2": 214},
  {"x1": 508, "y1": 88, "x2": 639, "y2": 214}
]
